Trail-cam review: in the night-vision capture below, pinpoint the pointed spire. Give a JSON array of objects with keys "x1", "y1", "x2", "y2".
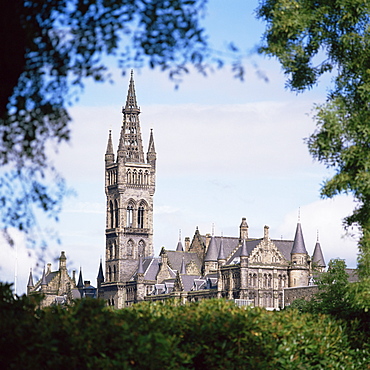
[
  {"x1": 240, "y1": 238, "x2": 248, "y2": 257},
  {"x1": 138, "y1": 254, "x2": 144, "y2": 274},
  {"x1": 97, "y1": 259, "x2": 104, "y2": 282},
  {"x1": 27, "y1": 268, "x2": 34, "y2": 287},
  {"x1": 118, "y1": 70, "x2": 145, "y2": 163},
  {"x1": 218, "y1": 237, "x2": 226, "y2": 260},
  {"x1": 147, "y1": 129, "x2": 157, "y2": 168},
  {"x1": 176, "y1": 230, "x2": 184, "y2": 251},
  {"x1": 123, "y1": 69, "x2": 139, "y2": 112},
  {"x1": 105, "y1": 130, "x2": 115, "y2": 164},
  {"x1": 205, "y1": 235, "x2": 218, "y2": 261},
  {"x1": 180, "y1": 256, "x2": 186, "y2": 274},
  {"x1": 291, "y1": 222, "x2": 308, "y2": 254},
  {"x1": 148, "y1": 129, "x2": 156, "y2": 153},
  {"x1": 312, "y1": 234, "x2": 326, "y2": 268},
  {"x1": 77, "y1": 267, "x2": 83, "y2": 289},
  {"x1": 41, "y1": 267, "x2": 47, "y2": 286}
]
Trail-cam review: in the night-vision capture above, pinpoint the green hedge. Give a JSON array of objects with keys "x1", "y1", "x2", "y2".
[{"x1": 0, "y1": 283, "x2": 368, "y2": 369}]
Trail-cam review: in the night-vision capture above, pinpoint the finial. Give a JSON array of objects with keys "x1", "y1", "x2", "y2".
[
  {"x1": 317, "y1": 230, "x2": 319, "y2": 242},
  {"x1": 212, "y1": 223, "x2": 215, "y2": 236},
  {"x1": 131, "y1": 69, "x2": 134, "y2": 78},
  {"x1": 298, "y1": 207, "x2": 301, "y2": 222},
  {"x1": 179, "y1": 229, "x2": 182, "y2": 241}
]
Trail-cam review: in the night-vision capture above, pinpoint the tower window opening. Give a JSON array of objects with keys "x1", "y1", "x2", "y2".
[
  {"x1": 114, "y1": 200, "x2": 119, "y2": 228},
  {"x1": 138, "y1": 206, "x2": 144, "y2": 228},
  {"x1": 127, "y1": 205, "x2": 133, "y2": 227},
  {"x1": 109, "y1": 201, "x2": 114, "y2": 228}
]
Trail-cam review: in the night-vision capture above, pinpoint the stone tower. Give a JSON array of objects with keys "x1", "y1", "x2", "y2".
[{"x1": 104, "y1": 71, "x2": 156, "y2": 283}]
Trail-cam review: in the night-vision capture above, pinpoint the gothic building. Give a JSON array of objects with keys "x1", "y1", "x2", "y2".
[
  {"x1": 27, "y1": 71, "x2": 327, "y2": 309},
  {"x1": 98, "y1": 72, "x2": 326, "y2": 309}
]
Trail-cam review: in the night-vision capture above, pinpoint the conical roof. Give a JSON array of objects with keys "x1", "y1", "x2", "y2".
[
  {"x1": 77, "y1": 268, "x2": 84, "y2": 288},
  {"x1": 218, "y1": 238, "x2": 226, "y2": 260},
  {"x1": 176, "y1": 240, "x2": 184, "y2": 252},
  {"x1": 205, "y1": 235, "x2": 218, "y2": 261},
  {"x1": 27, "y1": 268, "x2": 34, "y2": 287},
  {"x1": 291, "y1": 223, "x2": 307, "y2": 254},
  {"x1": 97, "y1": 259, "x2": 104, "y2": 281},
  {"x1": 41, "y1": 267, "x2": 47, "y2": 286},
  {"x1": 312, "y1": 241, "x2": 326, "y2": 267}
]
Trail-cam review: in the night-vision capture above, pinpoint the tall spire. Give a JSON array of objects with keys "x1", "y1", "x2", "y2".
[
  {"x1": 147, "y1": 128, "x2": 157, "y2": 168},
  {"x1": 124, "y1": 70, "x2": 139, "y2": 112},
  {"x1": 118, "y1": 70, "x2": 145, "y2": 163},
  {"x1": 291, "y1": 222, "x2": 308, "y2": 254},
  {"x1": 97, "y1": 259, "x2": 104, "y2": 282}
]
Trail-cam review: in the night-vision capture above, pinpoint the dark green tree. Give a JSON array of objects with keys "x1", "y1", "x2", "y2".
[
  {"x1": 0, "y1": 0, "x2": 209, "y2": 247},
  {"x1": 257, "y1": 0, "x2": 370, "y2": 279}
]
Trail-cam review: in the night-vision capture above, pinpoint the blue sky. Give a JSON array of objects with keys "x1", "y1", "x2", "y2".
[{"x1": 1, "y1": 1, "x2": 359, "y2": 294}]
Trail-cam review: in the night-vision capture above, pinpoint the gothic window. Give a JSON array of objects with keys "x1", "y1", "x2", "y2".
[
  {"x1": 253, "y1": 273, "x2": 257, "y2": 287},
  {"x1": 127, "y1": 204, "x2": 134, "y2": 227},
  {"x1": 109, "y1": 244, "x2": 113, "y2": 259},
  {"x1": 144, "y1": 171, "x2": 149, "y2": 185},
  {"x1": 127, "y1": 170, "x2": 132, "y2": 184},
  {"x1": 138, "y1": 240, "x2": 145, "y2": 256},
  {"x1": 267, "y1": 274, "x2": 272, "y2": 288},
  {"x1": 138, "y1": 205, "x2": 144, "y2": 228},
  {"x1": 114, "y1": 200, "x2": 119, "y2": 228},
  {"x1": 138, "y1": 170, "x2": 143, "y2": 185},
  {"x1": 127, "y1": 240, "x2": 134, "y2": 256},
  {"x1": 133, "y1": 170, "x2": 137, "y2": 184},
  {"x1": 109, "y1": 201, "x2": 114, "y2": 228},
  {"x1": 108, "y1": 266, "x2": 112, "y2": 282},
  {"x1": 113, "y1": 265, "x2": 117, "y2": 281}
]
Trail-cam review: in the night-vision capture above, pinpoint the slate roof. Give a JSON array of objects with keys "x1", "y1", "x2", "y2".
[
  {"x1": 291, "y1": 223, "x2": 308, "y2": 254},
  {"x1": 167, "y1": 251, "x2": 202, "y2": 273},
  {"x1": 205, "y1": 236, "x2": 218, "y2": 261},
  {"x1": 312, "y1": 241, "x2": 326, "y2": 267},
  {"x1": 226, "y1": 238, "x2": 294, "y2": 264},
  {"x1": 181, "y1": 275, "x2": 202, "y2": 292},
  {"x1": 200, "y1": 235, "x2": 239, "y2": 261}
]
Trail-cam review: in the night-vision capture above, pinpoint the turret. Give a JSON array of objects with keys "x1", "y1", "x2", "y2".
[
  {"x1": 77, "y1": 268, "x2": 84, "y2": 298},
  {"x1": 204, "y1": 235, "x2": 218, "y2": 275},
  {"x1": 217, "y1": 237, "x2": 226, "y2": 267},
  {"x1": 289, "y1": 222, "x2": 309, "y2": 287},
  {"x1": 312, "y1": 234, "x2": 326, "y2": 272}
]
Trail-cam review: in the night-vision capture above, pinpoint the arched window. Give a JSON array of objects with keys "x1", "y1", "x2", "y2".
[
  {"x1": 138, "y1": 206, "x2": 144, "y2": 228},
  {"x1": 133, "y1": 170, "x2": 137, "y2": 184},
  {"x1": 138, "y1": 240, "x2": 145, "y2": 256},
  {"x1": 127, "y1": 240, "x2": 134, "y2": 256},
  {"x1": 114, "y1": 200, "x2": 119, "y2": 228},
  {"x1": 138, "y1": 170, "x2": 143, "y2": 184},
  {"x1": 127, "y1": 204, "x2": 133, "y2": 227},
  {"x1": 113, "y1": 265, "x2": 117, "y2": 281},
  {"x1": 109, "y1": 244, "x2": 113, "y2": 259},
  {"x1": 127, "y1": 170, "x2": 132, "y2": 184},
  {"x1": 108, "y1": 266, "x2": 112, "y2": 282},
  {"x1": 109, "y1": 201, "x2": 114, "y2": 228},
  {"x1": 144, "y1": 171, "x2": 149, "y2": 185}
]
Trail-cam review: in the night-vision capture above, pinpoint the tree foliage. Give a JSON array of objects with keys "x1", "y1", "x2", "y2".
[
  {"x1": 0, "y1": 283, "x2": 368, "y2": 369},
  {"x1": 257, "y1": 0, "x2": 370, "y2": 277},
  {"x1": 0, "y1": 0, "x2": 209, "y2": 246}
]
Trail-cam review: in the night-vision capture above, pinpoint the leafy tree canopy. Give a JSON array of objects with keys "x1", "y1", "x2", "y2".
[
  {"x1": 0, "y1": 0, "x2": 210, "y2": 248},
  {"x1": 257, "y1": 0, "x2": 370, "y2": 277}
]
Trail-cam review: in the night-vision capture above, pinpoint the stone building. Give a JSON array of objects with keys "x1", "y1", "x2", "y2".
[{"x1": 98, "y1": 72, "x2": 327, "y2": 310}]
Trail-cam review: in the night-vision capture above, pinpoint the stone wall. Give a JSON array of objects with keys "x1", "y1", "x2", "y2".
[{"x1": 284, "y1": 285, "x2": 318, "y2": 307}]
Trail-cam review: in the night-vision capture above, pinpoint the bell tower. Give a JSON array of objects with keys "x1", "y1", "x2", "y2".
[{"x1": 104, "y1": 70, "x2": 156, "y2": 284}]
